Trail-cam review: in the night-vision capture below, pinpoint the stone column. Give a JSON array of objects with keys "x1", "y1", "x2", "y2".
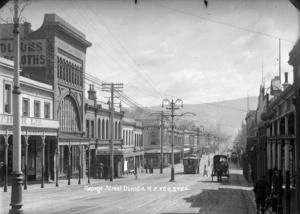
[
  {"x1": 4, "y1": 134, "x2": 9, "y2": 192},
  {"x1": 88, "y1": 144, "x2": 90, "y2": 184},
  {"x1": 267, "y1": 139, "x2": 272, "y2": 185},
  {"x1": 56, "y1": 143, "x2": 59, "y2": 187},
  {"x1": 285, "y1": 115, "x2": 290, "y2": 214},
  {"x1": 285, "y1": 139, "x2": 291, "y2": 214},
  {"x1": 78, "y1": 143, "x2": 81, "y2": 185},
  {"x1": 24, "y1": 135, "x2": 29, "y2": 190},
  {"x1": 68, "y1": 144, "x2": 71, "y2": 185},
  {"x1": 277, "y1": 141, "x2": 283, "y2": 214},
  {"x1": 133, "y1": 155, "x2": 136, "y2": 173},
  {"x1": 41, "y1": 135, "x2": 45, "y2": 188}
]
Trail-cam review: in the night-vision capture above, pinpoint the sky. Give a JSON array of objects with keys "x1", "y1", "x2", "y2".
[{"x1": 0, "y1": 0, "x2": 299, "y2": 107}]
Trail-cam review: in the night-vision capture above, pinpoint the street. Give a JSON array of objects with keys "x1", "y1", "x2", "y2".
[{"x1": 0, "y1": 155, "x2": 257, "y2": 214}]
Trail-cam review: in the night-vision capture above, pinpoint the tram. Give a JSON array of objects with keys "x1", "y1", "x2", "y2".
[{"x1": 183, "y1": 154, "x2": 200, "y2": 174}]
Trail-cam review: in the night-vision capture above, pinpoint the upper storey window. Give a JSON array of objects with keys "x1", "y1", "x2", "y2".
[
  {"x1": 4, "y1": 83, "x2": 12, "y2": 114},
  {"x1": 57, "y1": 54, "x2": 83, "y2": 88}
]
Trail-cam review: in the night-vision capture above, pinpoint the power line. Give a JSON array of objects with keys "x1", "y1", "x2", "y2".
[
  {"x1": 84, "y1": 0, "x2": 166, "y2": 97},
  {"x1": 148, "y1": 1, "x2": 295, "y2": 44}
]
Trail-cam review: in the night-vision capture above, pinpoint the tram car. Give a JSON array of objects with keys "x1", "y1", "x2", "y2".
[{"x1": 183, "y1": 154, "x2": 200, "y2": 174}]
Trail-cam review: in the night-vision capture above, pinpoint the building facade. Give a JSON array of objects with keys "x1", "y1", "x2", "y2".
[
  {"x1": 0, "y1": 57, "x2": 59, "y2": 189},
  {"x1": 0, "y1": 13, "x2": 92, "y2": 181}
]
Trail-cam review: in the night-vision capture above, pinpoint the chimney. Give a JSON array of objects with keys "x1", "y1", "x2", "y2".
[
  {"x1": 87, "y1": 84, "x2": 97, "y2": 103},
  {"x1": 282, "y1": 72, "x2": 291, "y2": 90},
  {"x1": 24, "y1": 22, "x2": 32, "y2": 35}
]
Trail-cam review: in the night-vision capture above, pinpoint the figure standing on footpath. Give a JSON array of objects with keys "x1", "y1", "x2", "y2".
[{"x1": 253, "y1": 175, "x2": 269, "y2": 214}]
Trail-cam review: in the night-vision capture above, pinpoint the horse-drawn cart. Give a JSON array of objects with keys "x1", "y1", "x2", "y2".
[{"x1": 211, "y1": 155, "x2": 229, "y2": 182}]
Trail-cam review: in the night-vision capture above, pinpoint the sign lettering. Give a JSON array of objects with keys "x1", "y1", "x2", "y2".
[{"x1": 0, "y1": 39, "x2": 46, "y2": 67}]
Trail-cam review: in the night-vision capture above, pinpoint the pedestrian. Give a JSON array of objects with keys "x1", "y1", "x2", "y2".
[
  {"x1": 145, "y1": 163, "x2": 148, "y2": 173},
  {"x1": 0, "y1": 161, "x2": 4, "y2": 187},
  {"x1": 254, "y1": 175, "x2": 269, "y2": 214},
  {"x1": 203, "y1": 165, "x2": 208, "y2": 177},
  {"x1": 134, "y1": 170, "x2": 138, "y2": 179},
  {"x1": 216, "y1": 163, "x2": 222, "y2": 182},
  {"x1": 98, "y1": 163, "x2": 103, "y2": 179},
  {"x1": 271, "y1": 167, "x2": 282, "y2": 212},
  {"x1": 103, "y1": 164, "x2": 109, "y2": 180}
]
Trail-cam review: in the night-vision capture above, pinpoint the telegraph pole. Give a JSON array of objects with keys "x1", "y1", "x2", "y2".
[
  {"x1": 102, "y1": 83, "x2": 123, "y2": 182},
  {"x1": 150, "y1": 111, "x2": 169, "y2": 174},
  {"x1": 162, "y1": 99, "x2": 195, "y2": 182}
]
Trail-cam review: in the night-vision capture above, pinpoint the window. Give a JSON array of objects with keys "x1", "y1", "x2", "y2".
[
  {"x1": 34, "y1": 101, "x2": 40, "y2": 118},
  {"x1": 23, "y1": 98, "x2": 29, "y2": 116},
  {"x1": 44, "y1": 103, "x2": 50, "y2": 119},
  {"x1": 4, "y1": 84, "x2": 12, "y2": 114},
  {"x1": 86, "y1": 120, "x2": 90, "y2": 137},
  {"x1": 91, "y1": 121, "x2": 94, "y2": 138}
]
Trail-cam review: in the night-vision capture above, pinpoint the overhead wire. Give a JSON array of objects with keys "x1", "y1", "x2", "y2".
[
  {"x1": 84, "y1": 0, "x2": 166, "y2": 97},
  {"x1": 147, "y1": 0, "x2": 295, "y2": 44},
  {"x1": 0, "y1": 22, "x2": 251, "y2": 113},
  {"x1": 0, "y1": 2, "x2": 255, "y2": 114},
  {"x1": 68, "y1": 0, "x2": 164, "y2": 98}
]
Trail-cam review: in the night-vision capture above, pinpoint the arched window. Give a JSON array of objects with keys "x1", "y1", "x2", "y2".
[
  {"x1": 71, "y1": 63, "x2": 75, "y2": 84},
  {"x1": 123, "y1": 130, "x2": 125, "y2": 144},
  {"x1": 58, "y1": 95, "x2": 80, "y2": 131},
  {"x1": 57, "y1": 56, "x2": 60, "y2": 78},
  {"x1": 79, "y1": 67, "x2": 83, "y2": 86},
  {"x1": 62, "y1": 59, "x2": 66, "y2": 81},
  {"x1": 115, "y1": 121, "x2": 118, "y2": 139},
  {"x1": 66, "y1": 61, "x2": 69, "y2": 82},
  {"x1": 98, "y1": 118, "x2": 101, "y2": 139},
  {"x1": 106, "y1": 120, "x2": 109, "y2": 139},
  {"x1": 75, "y1": 65, "x2": 78, "y2": 86},
  {"x1": 102, "y1": 119, "x2": 105, "y2": 139},
  {"x1": 118, "y1": 122, "x2": 121, "y2": 140}
]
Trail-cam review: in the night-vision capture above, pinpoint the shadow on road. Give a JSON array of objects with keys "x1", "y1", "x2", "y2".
[{"x1": 182, "y1": 188, "x2": 254, "y2": 214}]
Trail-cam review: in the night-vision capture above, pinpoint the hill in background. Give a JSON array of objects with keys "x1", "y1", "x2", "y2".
[{"x1": 124, "y1": 96, "x2": 258, "y2": 138}]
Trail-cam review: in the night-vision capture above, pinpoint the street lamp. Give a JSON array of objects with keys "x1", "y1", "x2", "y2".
[
  {"x1": 162, "y1": 99, "x2": 183, "y2": 182},
  {"x1": 9, "y1": 0, "x2": 29, "y2": 213},
  {"x1": 162, "y1": 99, "x2": 196, "y2": 182}
]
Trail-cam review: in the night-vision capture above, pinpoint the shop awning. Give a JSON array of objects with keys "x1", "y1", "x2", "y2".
[
  {"x1": 58, "y1": 133, "x2": 90, "y2": 145},
  {"x1": 184, "y1": 148, "x2": 190, "y2": 153},
  {"x1": 145, "y1": 148, "x2": 181, "y2": 154},
  {"x1": 96, "y1": 146, "x2": 123, "y2": 155}
]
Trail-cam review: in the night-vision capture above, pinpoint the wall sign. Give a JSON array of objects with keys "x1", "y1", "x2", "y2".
[{"x1": 0, "y1": 39, "x2": 46, "y2": 67}]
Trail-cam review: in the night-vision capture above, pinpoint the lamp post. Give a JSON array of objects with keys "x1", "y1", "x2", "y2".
[{"x1": 9, "y1": 0, "x2": 28, "y2": 213}]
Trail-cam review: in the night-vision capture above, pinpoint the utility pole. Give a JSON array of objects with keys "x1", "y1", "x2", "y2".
[
  {"x1": 150, "y1": 111, "x2": 168, "y2": 174},
  {"x1": 162, "y1": 99, "x2": 182, "y2": 182},
  {"x1": 162, "y1": 99, "x2": 195, "y2": 182},
  {"x1": 102, "y1": 83, "x2": 123, "y2": 182}
]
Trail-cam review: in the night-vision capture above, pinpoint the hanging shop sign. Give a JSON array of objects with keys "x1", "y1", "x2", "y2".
[{"x1": 0, "y1": 39, "x2": 46, "y2": 67}]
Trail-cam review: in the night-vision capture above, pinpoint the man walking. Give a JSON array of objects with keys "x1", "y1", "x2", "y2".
[
  {"x1": 254, "y1": 175, "x2": 269, "y2": 214},
  {"x1": 98, "y1": 163, "x2": 103, "y2": 179},
  {"x1": 203, "y1": 165, "x2": 208, "y2": 177},
  {"x1": 103, "y1": 164, "x2": 109, "y2": 180},
  {"x1": 0, "y1": 161, "x2": 5, "y2": 187}
]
